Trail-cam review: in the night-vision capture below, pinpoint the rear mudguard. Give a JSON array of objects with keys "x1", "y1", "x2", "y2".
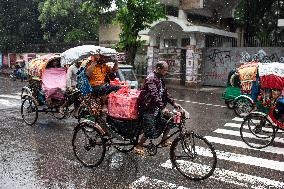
[
  {"x1": 79, "y1": 119, "x2": 107, "y2": 135},
  {"x1": 234, "y1": 95, "x2": 255, "y2": 106},
  {"x1": 21, "y1": 86, "x2": 32, "y2": 99}
]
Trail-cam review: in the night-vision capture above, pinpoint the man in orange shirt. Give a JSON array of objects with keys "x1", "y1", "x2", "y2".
[{"x1": 86, "y1": 54, "x2": 120, "y2": 96}]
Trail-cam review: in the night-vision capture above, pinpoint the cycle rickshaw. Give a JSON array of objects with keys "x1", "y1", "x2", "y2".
[
  {"x1": 69, "y1": 47, "x2": 217, "y2": 181},
  {"x1": 240, "y1": 62, "x2": 284, "y2": 148},
  {"x1": 21, "y1": 54, "x2": 78, "y2": 125},
  {"x1": 233, "y1": 62, "x2": 271, "y2": 117},
  {"x1": 222, "y1": 68, "x2": 241, "y2": 109}
]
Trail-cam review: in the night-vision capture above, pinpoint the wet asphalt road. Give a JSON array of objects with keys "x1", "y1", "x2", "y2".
[{"x1": 0, "y1": 76, "x2": 283, "y2": 189}]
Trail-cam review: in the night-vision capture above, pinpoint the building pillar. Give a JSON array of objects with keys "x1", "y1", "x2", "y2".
[
  {"x1": 190, "y1": 33, "x2": 197, "y2": 46},
  {"x1": 149, "y1": 35, "x2": 157, "y2": 46},
  {"x1": 178, "y1": 9, "x2": 187, "y2": 20}
]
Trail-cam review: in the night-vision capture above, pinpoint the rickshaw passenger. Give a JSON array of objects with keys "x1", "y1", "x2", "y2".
[
  {"x1": 134, "y1": 61, "x2": 181, "y2": 156},
  {"x1": 86, "y1": 54, "x2": 120, "y2": 96},
  {"x1": 59, "y1": 61, "x2": 81, "y2": 116}
]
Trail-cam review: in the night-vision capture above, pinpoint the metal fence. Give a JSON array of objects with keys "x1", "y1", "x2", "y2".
[
  {"x1": 205, "y1": 35, "x2": 284, "y2": 48},
  {"x1": 244, "y1": 36, "x2": 284, "y2": 47}
]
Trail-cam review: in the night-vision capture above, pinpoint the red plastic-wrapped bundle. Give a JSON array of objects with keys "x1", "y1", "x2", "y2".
[
  {"x1": 108, "y1": 87, "x2": 141, "y2": 120},
  {"x1": 258, "y1": 63, "x2": 284, "y2": 90},
  {"x1": 110, "y1": 78, "x2": 128, "y2": 86}
]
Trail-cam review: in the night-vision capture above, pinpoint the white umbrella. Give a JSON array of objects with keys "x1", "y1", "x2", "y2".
[{"x1": 60, "y1": 45, "x2": 117, "y2": 66}]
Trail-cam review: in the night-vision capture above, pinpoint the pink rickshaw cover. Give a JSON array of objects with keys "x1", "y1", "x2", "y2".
[{"x1": 42, "y1": 68, "x2": 67, "y2": 100}]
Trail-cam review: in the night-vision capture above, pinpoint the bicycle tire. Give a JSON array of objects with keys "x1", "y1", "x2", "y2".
[
  {"x1": 21, "y1": 96, "x2": 38, "y2": 125},
  {"x1": 234, "y1": 97, "x2": 254, "y2": 118},
  {"x1": 225, "y1": 100, "x2": 235, "y2": 109},
  {"x1": 240, "y1": 113, "x2": 276, "y2": 149},
  {"x1": 72, "y1": 122, "x2": 106, "y2": 167},
  {"x1": 170, "y1": 133, "x2": 217, "y2": 181}
]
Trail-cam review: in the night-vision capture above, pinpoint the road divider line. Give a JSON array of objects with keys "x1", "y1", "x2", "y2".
[
  {"x1": 214, "y1": 129, "x2": 284, "y2": 144},
  {"x1": 161, "y1": 160, "x2": 284, "y2": 189},
  {"x1": 174, "y1": 99, "x2": 226, "y2": 108},
  {"x1": 129, "y1": 176, "x2": 189, "y2": 189},
  {"x1": 205, "y1": 136, "x2": 284, "y2": 155}
]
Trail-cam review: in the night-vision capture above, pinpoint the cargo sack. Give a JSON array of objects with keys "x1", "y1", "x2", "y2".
[{"x1": 108, "y1": 87, "x2": 141, "y2": 120}]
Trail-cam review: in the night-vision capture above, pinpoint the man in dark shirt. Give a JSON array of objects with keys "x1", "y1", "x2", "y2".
[{"x1": 135, "y1": 61, "x2": 181, "y2": 155}]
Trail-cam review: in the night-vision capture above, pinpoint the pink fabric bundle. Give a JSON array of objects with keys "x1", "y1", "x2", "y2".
[
  {"x1": 108, "y1": 87, "x2": 141, "y2": 120},
  {"x1": 42, "y1": 68, "x2": 67, "y2": 100}
]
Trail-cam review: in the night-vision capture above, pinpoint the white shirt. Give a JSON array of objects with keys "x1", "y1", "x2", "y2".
[{"x1": 66, "y1": 64, "x2": 79, "y2": 88}]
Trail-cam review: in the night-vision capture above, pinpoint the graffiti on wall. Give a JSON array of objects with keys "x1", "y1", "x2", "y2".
[
  {"x1": 207, "y1": 49, "x2": 231, "y2": 66},
  {"x1": 203, "y1": 47, "x2": 284, "y2": 86}
]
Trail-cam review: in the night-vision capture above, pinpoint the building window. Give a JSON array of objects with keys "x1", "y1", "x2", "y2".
[
  {"x1": 165, "y1": 5, "x2": 178, "y2": 17},
  {"x1": 164, "y1": 39, "x2": 178, "y2": 48},
  {"x1": 181, "y1": 38, "x2": 191, "y2": 47}
]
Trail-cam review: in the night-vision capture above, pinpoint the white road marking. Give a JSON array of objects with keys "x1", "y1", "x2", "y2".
[
  {"x1": 214, "y1": 128, "x2": 284, "y2": 144},
  {"x1": 129, "y1": 176, "x2": 189, "y2": 189},
  {"x1": 0, "y1": 94, "x2": 21, "y2": 100},
  {"x1": 195, "y1": 146, "x2": 284, "y2": 172},
  {"x1": 174, "y1": 99, "x2": 226, "y2": 108},
  {"x1": 161, "y1": 160, "x2": 284, "y2": 189},
  {"x1": 0, "y1": 99, "x2": 20, "y2": 107},
  {"x1": 232, "y1": 117, "x2": 244, "y2": 122},
  {"x1": 224, "y1": 122, "x2": 242, "y2": 128},
  {"x1": 205, "y1": 136, "x2": 284, "y2": 155},
  {"x1": 224, "y1": 122, "x2": 272, "y2": 132}
]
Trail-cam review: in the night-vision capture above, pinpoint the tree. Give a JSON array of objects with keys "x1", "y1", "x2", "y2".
[
  {"x1": 0, "y1": 0, "x2": 43, "y2": 52},
  {"x1": 38, "y1": 0, "x2": 108, "y2": 43},
  {"x1": 114, "y1": 0, "x2": 165, "y2": 66},
  {"x1": 234, "y1": 0, "x2": 284, "y2": 46}
]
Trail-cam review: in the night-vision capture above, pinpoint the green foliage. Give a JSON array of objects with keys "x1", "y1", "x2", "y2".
[
  {"x1": 0, "y1": 0, "x2": 43, "y2": 52},
  {"x1": 64, "y1": 29, "x2": 89, "y2": 43},
  {"x1": 113, "y1": 0, "x2": 165, "y2": 65},
  {"x1": 234, "y1": 0, "x2": 284, "y2": 43},
  {"x1": 115, "y1": 0, "x2": 166, "y2": 49},
  {"x1": 38, "y1": 0, "x2": 107, "y2": 43}
]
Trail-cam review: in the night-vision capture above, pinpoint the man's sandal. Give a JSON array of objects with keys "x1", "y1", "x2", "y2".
[
  {"x1": 161, "y1": 140, "x2": 172, "y2": 147},
  {"x1": 134, "y1": 147, "x2": 145, "y2": 157}
]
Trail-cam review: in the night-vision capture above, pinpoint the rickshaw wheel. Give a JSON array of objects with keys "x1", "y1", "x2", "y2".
[
  {"x1": 72, "y1": 122, "x2": 106, "y2": 167},
  {"x1": 77, "y1": 105, "x2": 92, "y2": 122},
  {"x1": 240, "y1": 113, "x2": 276, "y2": 149},
  {"x1": 170, "y1": 133, "x2": 217, "y2": 181},
  {"x1": 234, "y1": 97, "x2": 254, "y2": 118},
  {"x1": 225, "y1": 100, "x2": 235, "y2": 109},
  {"x1": 21, "y1": 96, "x2": 38, "y2": 125},
  {"x1": 21, "y1": 86, "x2": 32, "y2": 101}
]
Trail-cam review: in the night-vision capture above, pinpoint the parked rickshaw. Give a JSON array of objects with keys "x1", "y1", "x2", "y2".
[
  {"x1": 240, "y1": 62, "x2": 284, "y2": 148},
  {"x1": 21, "y1": 54, "x2": 79, "y2": 125},
  {"x1": 69, "y1": 47, "x2": 217, "y2": 181},
  {"x1": 233, "y1": 62, "x2": 272, "y2": 117},
  {"x1": 222, "y1": 68, "x2": 241, "y2": 109}
]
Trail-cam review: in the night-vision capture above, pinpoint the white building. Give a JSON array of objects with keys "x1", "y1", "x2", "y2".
[{"x1": 99, "y1": 0, "x2": 241, "y2": 86}]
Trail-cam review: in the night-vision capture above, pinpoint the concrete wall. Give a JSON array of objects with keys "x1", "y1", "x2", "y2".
[
  {"x1": 99, "y1": 23, "x2": 121, "y2": 46},
  {"x1": 202, "y1": 47, "x2": 284, "y2": 87}
]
